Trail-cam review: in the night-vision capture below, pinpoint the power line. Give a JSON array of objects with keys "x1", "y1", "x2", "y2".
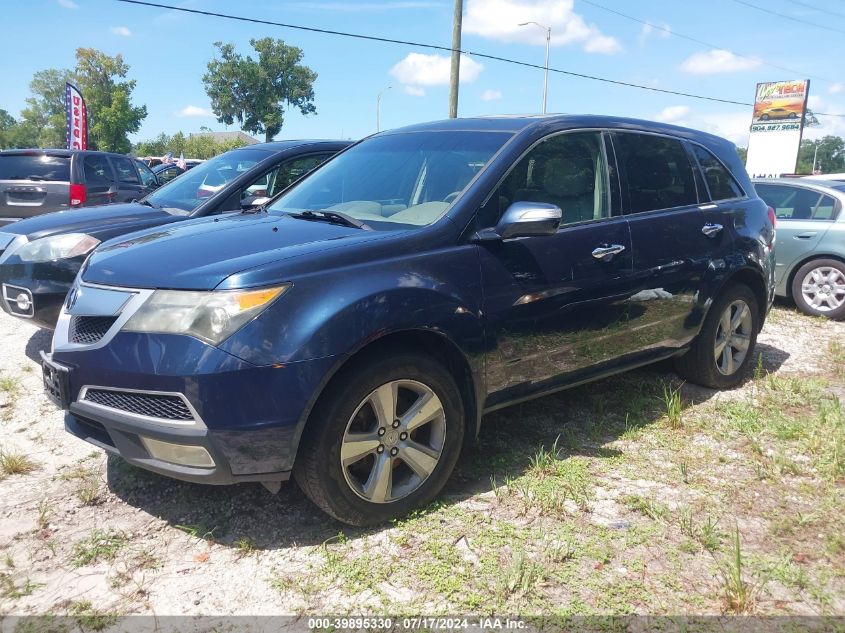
[
  {"x1": 730, "y1": 0, "x2": 845, "y2": 35},
  {"x1": 579, "y1": 0, "x2": 830, "y2": 82},
  {"x1": 115, "y1": 0, "x2": 845, "y2": 119},
  {"x1": 789, "y1": 0, "x2": 845, "y2": 20}
]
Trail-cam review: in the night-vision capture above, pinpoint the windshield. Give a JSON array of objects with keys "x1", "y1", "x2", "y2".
[
  {"x1": 145, "y1": 148, "x2": 272, "y2": 213},
  {"x1": 268, "y1": 131, "x2": 512, "y2": 230}
]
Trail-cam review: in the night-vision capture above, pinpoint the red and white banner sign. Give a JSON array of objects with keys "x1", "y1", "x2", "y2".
[{"x1": 65, "y1": 83, "x2": 88, "y2": 150}]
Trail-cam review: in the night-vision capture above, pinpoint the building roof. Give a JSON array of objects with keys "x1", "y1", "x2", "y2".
[{"x1": 188, "y1": 130, "x2": 260, "y2": 145}]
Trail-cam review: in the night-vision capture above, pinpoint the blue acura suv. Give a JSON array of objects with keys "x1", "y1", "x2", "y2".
[{"x1": 42, "y1": 115, "x2": 775, "y2": 525}]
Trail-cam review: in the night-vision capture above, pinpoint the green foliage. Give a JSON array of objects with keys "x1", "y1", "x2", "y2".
[
  {"x1": 134, "y1": 131, "x2": 248, "y2": 159},
  {"x1": 736, "y1": 146, "x2": 747, "y2": 165},
  {"x1": 3, "y1": 48, "x2": 146, "y2": 151},
  {"x1": 203, "y1": 38, "x2": 317, "y2": 142},
  {"x1": 797, "y1": 135, "x2": 845, "y2": 175}
]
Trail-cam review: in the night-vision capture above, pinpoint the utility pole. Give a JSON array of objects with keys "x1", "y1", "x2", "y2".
[
  {"x1": 448, "y1": 0, "x2": 463, "y2": 118},
  {"x1": 812, "y1": 144, "x2": 819, "y2": 174}
]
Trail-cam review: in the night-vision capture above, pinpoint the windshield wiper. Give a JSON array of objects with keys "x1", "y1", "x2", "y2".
[
  {"x1": 289, "y1": 210, "x2": 372, "y2": 230},
  {"x1": 137, "y1": 199, "x2": 160, "y2": 209}
]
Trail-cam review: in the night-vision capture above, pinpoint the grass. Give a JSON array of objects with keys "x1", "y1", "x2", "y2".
[
  {"x1": 0, "y1": 574, "x2": 42, "y2": 599},
  {"x1": 717, "y1": 526, "x2": 767, "y2": 613},
  {"x1": 0, "y1": 447, "x2": 37, "y2": 477},
  {"x1": 661, "y1": 383, "x2": 685, "y2": 429},
  {"x1": 65, "y1": 600, "x2": 119, "y2": 632},
  {"x1": 72, "y1": 530, "x2": 128, "y2": 567}
]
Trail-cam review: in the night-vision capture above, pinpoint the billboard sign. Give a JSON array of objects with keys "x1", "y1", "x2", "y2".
[
  {"x1": 65, "y1": 83, "x2": 88, "y2": 150},
  {"x1": 745, "y1": 80, "x2": 809, "y2": 178}
]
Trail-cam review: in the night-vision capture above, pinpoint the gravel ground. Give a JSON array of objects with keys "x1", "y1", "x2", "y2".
[{"x1": 0, "y1": 301, "x2": 843, "y2": 621}]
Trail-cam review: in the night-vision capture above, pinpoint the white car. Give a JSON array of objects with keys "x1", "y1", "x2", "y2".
[{"x1": 803, "y1": 172, "x2": 845, "y2": 182}]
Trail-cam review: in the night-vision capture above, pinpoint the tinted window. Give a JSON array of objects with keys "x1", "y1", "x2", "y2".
[
  {"x1": 754, "y1": 184, "x2": 834, "y2": 220},
  {"x1": 155, "y1": 166, "x2": 181, "y2": 184},
  {"x1": 272, "y1": 154, "x2": 332, "y2": 195},
  {"x1": 136, "y1": 161, "x2": 157, "y2": 188},
  {"x1": 691, "y1": 145, "x2": 743, "y2": 201},
  {"x1": 113, "y1": 156, "x2": 140, "y2": 184},
  {"x1": 0, "y1": 154, "x2": 70, "y2": 181},
  {"x1": 614, "y1": 133, "x2": 698, "y2": 213},
  {"x1": 83, "y1": 155, "x2": 112, "y2": 184},
  {"x1": 269, "y1": 131, "x2": 510, "y2": 230},
  {"x1": 477, "y1": 131, "x2": 610, "y2": 229}
]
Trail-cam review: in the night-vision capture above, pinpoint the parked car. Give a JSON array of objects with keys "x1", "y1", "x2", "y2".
[
  {"x1": 803, "y1": 173, "x2": 845, "y2": 183},
  {"x1": 0, "y1": 149, "x2": 160, "y2": 225},
  {"x1": 753, "y1": 178, "x2": 845, "y2": 319},
  {"x1": 152, "y1": 163, "x2": 185, "y2": 185},
  {"x1": 0, "y1": 140, "x2": 349, "y2": 328},
  {"x1": 41, "y1": 115, "x2": 774, "y2": 526}
]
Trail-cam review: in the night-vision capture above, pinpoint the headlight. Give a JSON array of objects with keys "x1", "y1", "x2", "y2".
[
  {"x1": 122, "y1": 285, "x2": 290, "y2": 345},
  {"x1": 14, "y1": 233, "x2": 100, "y2": 263}
]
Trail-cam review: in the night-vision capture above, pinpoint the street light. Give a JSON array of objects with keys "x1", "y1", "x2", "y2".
[
  {"x1": 518, "y1": 21, "x2": 551, "y2": 114},
  {"x1": 376, "y1": 85, "x2": 392, "y2": 133}
]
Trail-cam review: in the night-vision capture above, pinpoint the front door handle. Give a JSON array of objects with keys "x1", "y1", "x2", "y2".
[
  {"x1": 702, "y1": 223, "x2": 723, "y2": 238},
  {"x1": 592, "y1": 244, "x2": 626, "y2": 260},
  {"x1": 795, "y1": 231, "x2": 817, "y2": 239}
]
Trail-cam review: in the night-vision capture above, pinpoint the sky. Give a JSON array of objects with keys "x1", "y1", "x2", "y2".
[{"x1": 2, "y1": 0, "x2": 845, "y2": 147}]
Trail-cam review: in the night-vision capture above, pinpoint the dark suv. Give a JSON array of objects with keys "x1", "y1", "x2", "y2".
[
  {"x1": 0, "y1": 149, "x2": 160, "y2": 224},
  {"x1": 42, "y1": 116, "x2": 775, "y2": 526}
]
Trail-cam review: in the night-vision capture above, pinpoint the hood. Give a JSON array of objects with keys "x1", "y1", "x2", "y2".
[
  {"x1": 1, "y1": 203, "x2": 172, "y2": 241},
  {"x1": 82, "y1": 212, "x2": 387, "y2": 290}
]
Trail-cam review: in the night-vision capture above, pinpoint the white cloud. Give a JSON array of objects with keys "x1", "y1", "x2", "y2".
[
  {"x1": 481, "y1": 89, "x2": 503, "y2": 101},
  {"x1": 828, "y1": 83, "x2": 844, "y2": 94},
  {"x1": 389, "y1": 53, "x2": 484, "y2": 96},
  {"x1": 110, "y1": 26, "x2": 132, "y2": 36},
  {"x1": 680, "y1": 49, "x2": 760, "y2": 74},
  {"x1": 177, "y1": 105, "x2": 212, "y2": 117},
  {"x1": 463, "y1": 0, "x2": 621, "y2": 54},
  {"x1": 656, "y1": 105, "x2": 690, "y2": 123},
  {"x1": 638, "y1": 21, "x2": 671, "y2": 45},
  {"x1": 57, "y1": 0, "x2": 78, "y2": 8}
]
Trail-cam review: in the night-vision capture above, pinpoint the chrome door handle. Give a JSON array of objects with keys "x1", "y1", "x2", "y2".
[
  {"x1": 591, "y1": 244, "x2": 626, "y2": 259},
  {"x1": 702, "y1": 223, "x2": 723, "y2": 238}
]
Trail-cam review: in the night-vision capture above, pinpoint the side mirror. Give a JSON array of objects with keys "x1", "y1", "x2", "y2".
[{"x1": 494, "y1": 201, "x2": 561, "y2": 239}]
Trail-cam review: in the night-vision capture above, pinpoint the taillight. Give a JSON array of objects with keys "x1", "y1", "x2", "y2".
[
  {"x1": 69, "y1": 183, "x2": 86, "y2": 207},
  {"x1": 767, "y1": 205, "x2": 776, "y2": 229}
]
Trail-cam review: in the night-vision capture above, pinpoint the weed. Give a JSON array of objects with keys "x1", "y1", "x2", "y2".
[
  {"x1": 699, "y1": 516, "x2": 724, "y2": 552},
  {"x1": 76, "y1": 479, "x2": 102, "y2": 506},
  {"x1": 717, "y1": 526, "x2": 766, "y2": 613},
  {"x1": 0, "y1": 448, "x2": 36, "y2": 476},
  {"x1": 0, "y1": 376, "x2": 18, "y2": 395},
  {"x1": 36, "y1": 500, "x2": 51, "y2": 530},
  {"x1": 499, "y1": 549, "x2": 545, "y2": 599},
  {"x1": 677, "y1": 460, "x2": 690, "y2": 484},
  {"x1": 66, "y1": 600, "x2": 118, "y2": 632},
  {"x1": 3, "y1": 554, "x2": 12, "y2": 569},
  {"x1": 661, "y1": 383, "x2": 684, "y2": 430},
  {"x1": 235, "y1": 537, "x2": 256, "y2": 557},
  {"x1": 830, "y1": 340, "x2": 845, "y2": 379},
  {"x1": 0, "y1": 574, "x2": 42, "y2": 599},
  {"x1": 72, "y1": 530, "x2": 128, "y2": 567},
  {"x1": 175, "y1": 523, "x2": 218, "y2": 543},
  {"x1": 623, "y1": 494, "x2": 669, "y2": 522}
]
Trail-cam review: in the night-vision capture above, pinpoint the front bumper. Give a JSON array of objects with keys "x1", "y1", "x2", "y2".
[{"x1": 50, "y1": 332, "x2": 338, "y2": 484}]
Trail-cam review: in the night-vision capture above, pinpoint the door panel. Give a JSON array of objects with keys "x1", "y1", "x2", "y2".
[
  {"x1": 613, "y1": 132, "x2": 730, "y2": 350},
  {"x1": 82, "y1": 154, "x2": 118, "y2": 207},
  {"x1": 477, "y1": 130, "x2": 641, "y2": 407}
]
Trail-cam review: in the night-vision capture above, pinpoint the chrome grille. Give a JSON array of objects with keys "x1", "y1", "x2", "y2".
[
  {"x1": 69, "y1": 316, "x2": 118, "y2": 344},
  {"x1": 82, "y1": 388, "x2": 194, "y2": 422}
]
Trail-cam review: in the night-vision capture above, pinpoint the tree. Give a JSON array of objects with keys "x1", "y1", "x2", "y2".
[
  {"x1": 74, "y1": 48, "x2": 147, "y2": 152},
  {"x1": 202, "y1": 38, "x2": 317, "y2": 142},
  {"x1": 0, "y1": 109, "x2": 17, "y2": 149},
  {"x1": 736, "y1": 146, "x2": 747, "y2": 165},
  {"x1": 18, "y1": 68, "x2": 75, "y2": 148},
  {"x1": 797, "y1": 135, "x2": 845, "y2": 174}
]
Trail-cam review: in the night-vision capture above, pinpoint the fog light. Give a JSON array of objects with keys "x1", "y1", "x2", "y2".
[
  {"x1": 15, "y1": 292, "x2": 31, "y2": 311},
  {"x1": 140, "y1": 437, "x2": 215, "y2": 468}
]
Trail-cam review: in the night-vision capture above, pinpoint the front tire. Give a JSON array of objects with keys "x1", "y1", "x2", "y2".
[
  {"x1": 791, "y1": 259, "x2": 845, "y2": 320},
  {"x1": 294, "y1": 351, "x2": 465, "y2": 526},
  {"x1": 674, "y1": 283, "x2": 760, "y2": 389}
]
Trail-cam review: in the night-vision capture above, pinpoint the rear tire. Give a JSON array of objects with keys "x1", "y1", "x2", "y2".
[
  {"x1": 790, "y1": 259, "x2": 845, "y2": 320},
  {"x1": 674, "y1": 283, "x2": 760, "y2": 389},
  {"x1": 294, "y1": 351, "x2": 464, "y2": 526}
]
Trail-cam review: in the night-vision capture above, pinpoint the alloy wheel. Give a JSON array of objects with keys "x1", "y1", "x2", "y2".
[
  {"x1": 713, "y1": 299, "x2": 753, "y2": 376},
  {"x1": 801, "y1": 266, "x2": 845, "y2": 313},
  {"x1": 340, "y1": 380, "x2": 446, "y2": 504}
]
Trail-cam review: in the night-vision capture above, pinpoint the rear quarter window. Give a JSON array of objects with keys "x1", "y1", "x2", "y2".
[
  {"x1": 0, "y1": 154, "x2": 70, "y2": 181},
  {"x1": 691, "y1": 145, "x2": 744, "y2": 201}
]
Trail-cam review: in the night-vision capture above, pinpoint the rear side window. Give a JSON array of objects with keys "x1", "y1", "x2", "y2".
[
  {"x1": 691, "y1": 145, "x2": 743, "y2": 201},
  {"x1": 136, "y1": 161, "x2": 157, "y2": 188},
  {"x1": 754, "y1": 183, "x2": 836, "y2": 221},
  {"x1": 614, "y1": 132, "x2": 698, "y2": 213},
  {"x1": 113, "y1": 156, "x2": 140, "y2": 184},
  {"x1": 83, "y1": 155, "x2": 112, "y2": 184},
  {"x1": 0, "y1": 154, "x2": 70, "y2": 181}
]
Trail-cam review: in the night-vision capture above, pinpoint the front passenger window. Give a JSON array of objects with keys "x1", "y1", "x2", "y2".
[{"x1": 477, "y1": 131, "x2": 610, "y2": 229}]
